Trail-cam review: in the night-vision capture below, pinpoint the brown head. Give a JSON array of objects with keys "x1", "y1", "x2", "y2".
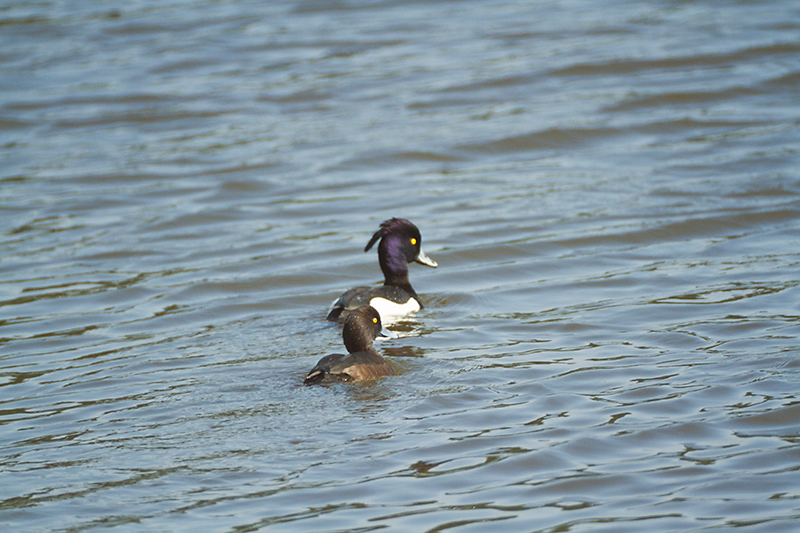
[{"x1": 342, "y1": 305, "x2": 392, "y2": 353}]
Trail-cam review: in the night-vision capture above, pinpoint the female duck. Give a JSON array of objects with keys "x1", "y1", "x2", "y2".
[
  {"x1": 305, "y1": 306, "x2": 395, "y2": 384},
  {"x1": 326, "y1": 218, "x2": 437, "y2": 323}
]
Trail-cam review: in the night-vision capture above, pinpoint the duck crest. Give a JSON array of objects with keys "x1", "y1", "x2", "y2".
[
  {"x1": 325, "y1": 217, "x2": 436, "y2": 323},
  {"x1": 366, "y1": 218, "x2": 420, "y2": 286},
  {"x1": 364, "y1": 217, "x2": 412, "y2": 253}
]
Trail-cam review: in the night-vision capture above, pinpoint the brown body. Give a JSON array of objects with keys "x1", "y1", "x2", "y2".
[
  {"x1": 304, "y1": 349, "x2": 394, "y2": 383},
  {"x1": 305, "y1": 306, "x2": 394, "y2": 385}
]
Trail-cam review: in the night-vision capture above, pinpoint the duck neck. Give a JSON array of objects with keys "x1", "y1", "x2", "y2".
[
  {"x1": 344, "y1": 322, "x2": 372, "y2": 353},
  {"x1": 378, "y1": 238, "x2": 412, "y2": 290}
]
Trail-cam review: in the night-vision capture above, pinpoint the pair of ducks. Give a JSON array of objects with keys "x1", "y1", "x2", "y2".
[{"x1": 304, "y1": 218, "x2": 437, "y2": 385}]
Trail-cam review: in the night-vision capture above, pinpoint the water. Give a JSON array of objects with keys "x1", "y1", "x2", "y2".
[{"x1": 2, "y1": 0, "x2": 799, "y2": 531}]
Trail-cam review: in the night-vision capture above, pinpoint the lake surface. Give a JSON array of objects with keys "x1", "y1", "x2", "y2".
[{"x1": 2, "y1": 0, "x2": 799, "y2": 531}]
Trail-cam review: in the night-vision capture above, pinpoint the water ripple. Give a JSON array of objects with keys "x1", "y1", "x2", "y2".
[{"x1": 2, "y1": 0, "x2": 800, "y2": 531}]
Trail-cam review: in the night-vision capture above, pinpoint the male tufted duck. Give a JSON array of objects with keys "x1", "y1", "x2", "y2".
[
  {"x1": 326, "y1": 218, "x2": 437, "y2": 323},
  {"x1": 305, "y1": 306, "x2": 395, "y2": 384}
]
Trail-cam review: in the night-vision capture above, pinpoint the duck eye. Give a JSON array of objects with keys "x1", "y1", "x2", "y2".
[
  {"x1": 410, "y1": 238, "x2": 417, "y2": 246},
  {"x1": 372, "y1": 317, "x2": 378, "y2": 324}
]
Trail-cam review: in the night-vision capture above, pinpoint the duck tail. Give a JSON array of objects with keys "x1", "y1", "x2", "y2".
[
  {"x1": 304, "y1": 368, "x2": 326, "y2": 385},
  {"x1": 326, "y1": 306, "x2": 344, "y2": 321}
]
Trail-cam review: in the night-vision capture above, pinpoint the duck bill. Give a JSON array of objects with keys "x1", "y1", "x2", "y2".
[
  {"x1": 415, "y1": 249, "x2": 438, "y2": 268},
  {"x1": 376, "y1": 326, "x2": 397, "y2": 341}
]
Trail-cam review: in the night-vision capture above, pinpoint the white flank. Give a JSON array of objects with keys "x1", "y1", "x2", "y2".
[{"x1": 368, "y1": 296, "x2": 420, "y2": 324}]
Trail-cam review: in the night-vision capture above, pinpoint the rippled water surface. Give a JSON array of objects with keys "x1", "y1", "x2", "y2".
[{"x1": 2, "y1": 0, "x2": 800, "y2": 531}]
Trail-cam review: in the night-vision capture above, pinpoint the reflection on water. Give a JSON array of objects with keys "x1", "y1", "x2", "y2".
[{"x1": 2, "y1": 0, "x2": 800, "y2": 531}]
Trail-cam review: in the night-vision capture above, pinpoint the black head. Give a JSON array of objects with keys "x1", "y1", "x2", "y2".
[
  {"x1": 342, "y1": 306, "x2": 390, "y2": 353},
  {"x1": 364, "y1": 218, "x2": 437, "y2": 284}
]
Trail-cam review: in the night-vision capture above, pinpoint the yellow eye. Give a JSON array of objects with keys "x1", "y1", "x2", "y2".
[
  {"x1": 372, "y1": 317, "x2": 378, "y2": 324},
  {"x1": 410, "y1": 238, "x2": 417, "y2": 245}
]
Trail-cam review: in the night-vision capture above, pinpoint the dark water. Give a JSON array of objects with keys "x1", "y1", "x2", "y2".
[{"x1": 2, "y1": 0, "x2": 800, "y2": 531}]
